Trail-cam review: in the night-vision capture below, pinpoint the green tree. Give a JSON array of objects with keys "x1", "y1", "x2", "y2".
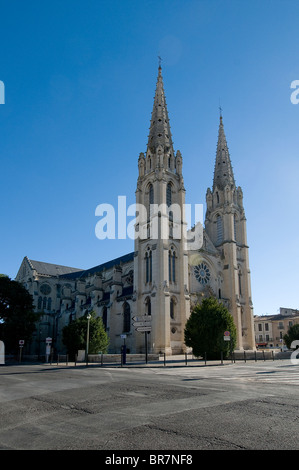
[
  {"x1": 0, "y1": 275, "x2": 40, "y2": 353},
  {"x1": 184, "y1": 297, "x2": 237, "y2": 360},
  {"x1": 62, "y1": 310, "x2": 109, "y2": 358},
  {"x1": 283, "y1": 323, "x2": 299, "y2": 349}
]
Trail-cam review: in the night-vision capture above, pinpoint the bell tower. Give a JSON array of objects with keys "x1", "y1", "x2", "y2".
[
  {"x1": 134, "y1": 65, "x2": 190, "y2": 355},
  {"x1": 205, "y1": 113, "x2": 255, "y2": 350}
]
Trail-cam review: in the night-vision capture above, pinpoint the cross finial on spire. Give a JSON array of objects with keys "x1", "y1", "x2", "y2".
[{"x1": 219, "y1": 105, "x2": 223, "y2": 119}]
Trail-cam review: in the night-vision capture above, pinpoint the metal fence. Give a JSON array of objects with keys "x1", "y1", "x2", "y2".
[{"x1": 3, "y1": 349, "x2": 291, "y2": 367}]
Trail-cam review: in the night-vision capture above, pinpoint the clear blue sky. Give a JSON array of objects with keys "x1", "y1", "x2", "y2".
[{"x1": 0, "y1": 0, "x2": 298, "y2": 316}]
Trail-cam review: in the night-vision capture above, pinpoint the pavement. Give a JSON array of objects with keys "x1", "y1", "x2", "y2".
[{"x1": 0, "y1": 358, "x2": 298, "y2": 453}]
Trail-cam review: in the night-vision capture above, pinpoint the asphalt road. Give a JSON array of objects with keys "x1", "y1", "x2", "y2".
[{"x1": 0, "y1": 359, "x2": 299, "y2": 453}]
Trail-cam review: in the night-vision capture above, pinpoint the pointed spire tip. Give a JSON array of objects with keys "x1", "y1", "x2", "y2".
[{"x1": 158, "y1": 55, "x2": 162, "y2": 73}]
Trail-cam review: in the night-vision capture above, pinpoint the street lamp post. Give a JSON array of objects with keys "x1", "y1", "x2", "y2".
[{"x1": 86, "y1": 313, "x2": 91, "y2": 365}]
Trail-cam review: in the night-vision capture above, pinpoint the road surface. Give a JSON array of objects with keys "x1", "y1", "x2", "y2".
[{"x1": 0, "y1": 359, "x2": 298, "y2": 452}]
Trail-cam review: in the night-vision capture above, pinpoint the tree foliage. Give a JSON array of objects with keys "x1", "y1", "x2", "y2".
[
  {"x1": 0, "y1": 275, "x2": 40, "y2": 353},
  {"x1": 184, "y1": 297, "x2": 237, "y2": 359},
  {"x1": 62, "y1": 310, "x2": 109, "y2": 357},
  {"x1": 283, "y1": 323, "x2": 299, "y2": 349}
]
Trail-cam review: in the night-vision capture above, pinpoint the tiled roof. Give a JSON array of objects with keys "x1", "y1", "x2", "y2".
[
  {"x1": 58, "y1": 252, "x2": 135, "y2": 280},
  {"x1": 27, "y1": 258, "x2": 83, "y2": 277},
  {"x1": 27, "y1": 252, "x2": 134, "y2": 281}
]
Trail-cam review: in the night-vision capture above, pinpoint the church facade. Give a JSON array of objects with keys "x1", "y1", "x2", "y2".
[{"x1": 16, "y1": 65, "x2": 256, "y2": 356}]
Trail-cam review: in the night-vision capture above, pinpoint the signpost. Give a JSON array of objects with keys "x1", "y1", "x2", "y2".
[
  {"x1": 136, "y1": 326, "x2": 152, "y2": 332},
  {"x1": 132, "y1": 316, "x2": 152, "y2": 363},
  {"x1": 45, "y1": 337, "x2": 52, "y2": 363},
  {"x1": 120, "y1": 334, "x2": 127, "y2": 365},
  {"x1": 132, "y1": 321, "x2": 152, "y2": 328},
  {"x1": 19, "y1": 340, "x2": 24, "y2": 363},
  {"x1": 132, "y1": 316, "x2": 152, "y2": 323},
  {"x1": 224, "y1": 330, "x2": 230, "y2": 341},
  {"x1": 224, "y1": 330, "x2": 234, "y2": 363}
]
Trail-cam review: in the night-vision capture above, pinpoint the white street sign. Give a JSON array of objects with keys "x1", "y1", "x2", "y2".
[
  {"x1": 132, "y1": 321, "x2": 152, "y2": 327},
  {"x1": 132, "y1": 316, "x2": 151, "y2": 322},
  {"x1": 136, "y1": 326, "x2": 152, "y2": 332}
]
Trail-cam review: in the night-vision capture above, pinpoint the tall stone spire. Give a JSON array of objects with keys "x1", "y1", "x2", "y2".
[
  {"x1": 147, "y1": 65, "x2": 174, "y2": 154},
  {"x1": 135, "y1": 62, "x2": 190, "y2": 356},
  {"x1": 213, "y1": 114, "x2": 235, "y2": 191}
]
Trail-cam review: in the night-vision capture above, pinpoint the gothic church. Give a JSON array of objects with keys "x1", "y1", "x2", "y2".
[{"x1": 16, "y1": 65, "x2": 256, "y2": 355}]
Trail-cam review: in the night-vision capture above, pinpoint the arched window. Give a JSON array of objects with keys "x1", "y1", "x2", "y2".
[
  {"x1": 172, "y1": 252, "x2": 176, "y2": 282},
  {"x1": 166, "y1": 182, "x2": 172, "y2": 207},
  {"x1": 102, "y1": 306, "x2": 107, "y2": 331},
  {"x1": 234, "y1": 214, "x2": 237, "y2": 241},
  {"x1": 145, "y1": 252, "x2": 149, "y2": 283},
  {"x1": 47, "y1": 298, "x2": 52, "y2": 311},
  {"x1": 123, "y1": 302, "x2": 131, "y2": 333},
  {"x1": 169, "y1": 249, "x2": 176, "y2": 283},
  {"x1": 145, "y1": 297, "x2": 151, "y2": 316},
  {"x1": 38, "y1": 296, "x2": 42, "y2": 310},
  {"x1": 43, "y1": 297, "x2": 47, "y2": 310},
  {"x1": 145, "y1": 249, "x2": 152, "y2": 283},
  {"x1": 148, "y1": 183, "x2": 154, "y2": 219},
  {"x1": 216, "y1": 215, "x2": 223, "y2": 244}
]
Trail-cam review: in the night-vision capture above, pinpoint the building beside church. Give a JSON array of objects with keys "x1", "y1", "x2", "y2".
[
  {"x1": 16, "y1": 65, "x2": 256, "y2": 356},
  {"x1": 254, "y1": 308, "x2": 299, "y2": 349}
]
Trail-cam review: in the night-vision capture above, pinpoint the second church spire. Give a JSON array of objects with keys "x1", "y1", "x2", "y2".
[
  {"x1": 147, "y1": 65, "x2": 174, "y2": 155},
  {"x1": 213, "y1": 115, "x2": 235, "y2": 191}
]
